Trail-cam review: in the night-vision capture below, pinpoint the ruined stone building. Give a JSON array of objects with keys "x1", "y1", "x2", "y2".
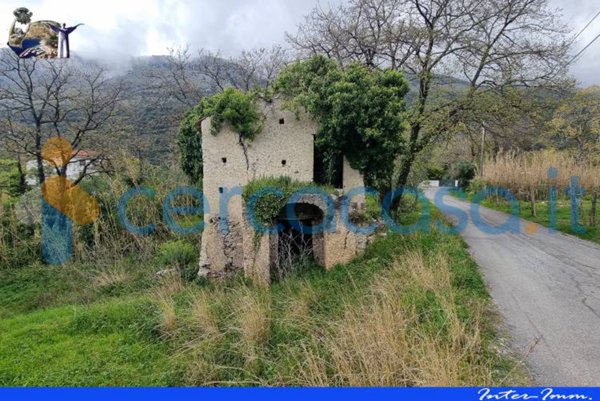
[{"x1": 199, "y1": 98, "x2": 371, "y2": 285}]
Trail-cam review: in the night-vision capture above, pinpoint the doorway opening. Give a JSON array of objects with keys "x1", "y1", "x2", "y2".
[{"x1": 273, "y1": 202, "x2": 324, "y2": 280}]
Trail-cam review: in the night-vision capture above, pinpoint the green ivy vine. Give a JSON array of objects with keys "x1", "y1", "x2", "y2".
[
  {"x1": 177, "y1": 88, "x2": 264, "y2": 184},
  {"x1": 178, "y1": 57, "x2": 410, "y2": 194},
  {"x1": 275, "y1": 56, "x2": 410, "y2": 191},
  {"x1": 242, "y1": 176, "x2": 316, "y2": 227}
]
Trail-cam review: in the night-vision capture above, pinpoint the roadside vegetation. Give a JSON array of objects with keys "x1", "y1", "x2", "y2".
[
  {"x1": 0, "y1": 170, "x2": 527, "y2": 385},
  {"x1": 469, "y1": 194, "x2": 600, "y2": 245},
  {"x1": 458, "y1": 151, "x2": 600, "y2": 245}
]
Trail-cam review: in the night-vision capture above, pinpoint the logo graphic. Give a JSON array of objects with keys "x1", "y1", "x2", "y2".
[
  {"x1": 40, "y1": 138, "x2": 99, "y2": 264},
  {"x1": 7, "y1": 7, "x2": 83, "y2": 59}
]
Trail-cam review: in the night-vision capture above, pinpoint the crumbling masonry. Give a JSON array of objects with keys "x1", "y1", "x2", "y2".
[{"x1": 199, "y1": 99, "x2": 371, "y2": 285}]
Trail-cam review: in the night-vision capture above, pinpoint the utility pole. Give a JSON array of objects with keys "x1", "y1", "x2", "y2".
[{"x1": 480, "y1": 125, "x2": 486, "y2": 177}]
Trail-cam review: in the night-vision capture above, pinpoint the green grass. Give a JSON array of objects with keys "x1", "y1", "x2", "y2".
[
  {"x1": 456, "y1": 191, "x2": 600, "y2": 245},
  {"x1": 0, "y1": 297, "x2": 181, "y2": 386},
  {"x1": 0, "y1": 256, "x2": 158, "y2": 319},
  {"x1": 0, "y1": 205, "x2": 527, "y2": 386}
]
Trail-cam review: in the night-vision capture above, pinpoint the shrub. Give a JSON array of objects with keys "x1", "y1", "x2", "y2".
[
  {"x1": 242, "y1": 176, "x2": 329, "y2": 226},
  {"x1": 158, "y1": 240, "x2": 198, "y2": 269},
  {"x1": 426, "y1": 166, "x2": 447, "y2": 180},
  {"x1": 446, "y1": 162, "x2": 477, "y2": 189},
  {"x1": 276, "y1": 56, "x2": 409, "y2": 189},
  {"x1": 0, "y1": 159, "x2": 27, "y2": 197},
  {"x1": 467, "y1": 178, "x2": 489, "y2": 195}
]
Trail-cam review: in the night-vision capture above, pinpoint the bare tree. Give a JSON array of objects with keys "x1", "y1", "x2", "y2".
[
  {"x1": 196, "y1": 49, "x2": 232, "y2": 93},
  {"x1": 0, "y1": 50, "x2": 122, "y2": 185},
  {"x1": 139, "y1": 45, "x2": 291, "y2": 106},
  {"x1": 140, "y1": 46, "x2": 205, "y2": 108},
  {"x1": 288, "y1": 0, "x2": 572, "y2": 190},
  {"x1": 131, "y1": 45, "x2": 291, "y2": 166},
  {"x1": 234, "y1": 46, "x2": 292, "y2": 91},
  {"x1": 198, "y1": 45, "x2": 291, "y2": 92},
  {"x1": 125, "y1": 48, "x2": 205, "y2": 166}
]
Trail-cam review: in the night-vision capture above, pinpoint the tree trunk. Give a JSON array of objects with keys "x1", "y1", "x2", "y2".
[
  {"x1": 391, "y1": 151, "x2": 416, "y2": 211},
  {"x1": 35, "y1": 152, "x2": 45, "y2": 185},
  {"x1": 35, "y1": 126, "x2": 45, "y2": 185},
  {"x1": 15, "y1": 153, "x2": 26, "y2": 193},
  {"x1": 579, "y1": 197, "x2": 585, "y2": 221},
  {"x1": 530, "y1": 187, "x2": 537, "y2": 218},
  {"x1": 391, "y1": 60, "x2": 432, "y2": 210}
]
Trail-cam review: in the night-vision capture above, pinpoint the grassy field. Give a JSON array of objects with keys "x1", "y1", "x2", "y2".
[
  {"x1": 0, "y1": 208, "x2": 528, "y2": 386},
  {"x1": 459, "y1": 193, "x2": 600, "y2": 245}
]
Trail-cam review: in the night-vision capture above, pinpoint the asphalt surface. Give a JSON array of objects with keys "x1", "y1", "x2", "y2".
[{"x1": 424, "y1": 187, "x2": 600, "y2": 386}]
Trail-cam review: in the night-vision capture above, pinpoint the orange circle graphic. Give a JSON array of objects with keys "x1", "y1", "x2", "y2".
[{"x1": 42, "y1": 137, "x2": 72, "y2": 167}]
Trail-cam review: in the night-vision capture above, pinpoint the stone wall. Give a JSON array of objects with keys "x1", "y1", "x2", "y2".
[
  {"x1": 323, "y1": 211, "x2": 370, "y2": 269},
  {"x1": 200, "y1": 98, "x2": 317, "y2": 277},
  {"x1": 200, "y1": 98, "x2": 369, "y2": 284},
  {"x1": 247, "y1": 101, "x2": 318, "y2": 182},
  {"x1": 342, "y1": 156, "x2": 366, "y2": 205},
  {"x1": 241, "y1": 211, "x2": 273, "y2": 287}
]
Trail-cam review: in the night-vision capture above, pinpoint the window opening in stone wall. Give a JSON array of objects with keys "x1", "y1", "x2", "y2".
[{"x1": 313, "y1": 142, "x2": 343, "y2": 189}]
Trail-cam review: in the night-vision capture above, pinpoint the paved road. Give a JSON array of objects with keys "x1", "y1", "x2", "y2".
[{"x1": 425, "y1": 188, "x2": 600, "y2": 386}]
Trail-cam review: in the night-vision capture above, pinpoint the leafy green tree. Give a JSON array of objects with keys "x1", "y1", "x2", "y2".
[
  {"x1": 277, "y1": 56, "x2": 409, "y2": 190},
  {"x1": 288, "y1": 0, "x2": 571, "y2": 195},
  {"x1": 177, "y1": 107, "x2": 204, "y2": 185}
]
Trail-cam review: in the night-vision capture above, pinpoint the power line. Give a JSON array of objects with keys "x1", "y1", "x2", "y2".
[
  {"x1": 569, "y1": 31, "x2": 600, "y2": 65},
  {"x1": 573, "y1": 9, "x2": 600, "y2": 42}
]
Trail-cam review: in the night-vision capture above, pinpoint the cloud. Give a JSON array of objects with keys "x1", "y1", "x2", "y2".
[
  {"x1": 550, "y1": 0, "x2": 600, "y2": 85},
  {"x1": 0, "y1": 0, "x2": 318, "y2": 61},
  {"x1": 1, "y1": 0, "x2": 599, "y2": 85}
]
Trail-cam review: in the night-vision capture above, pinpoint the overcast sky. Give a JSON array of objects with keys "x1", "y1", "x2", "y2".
[{"x1": 2, "y1": 0, "x2": 599, "y2": 85}]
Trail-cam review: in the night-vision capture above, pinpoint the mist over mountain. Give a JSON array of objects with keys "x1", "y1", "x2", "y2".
[{"x1": 0, "y1": 48, "x2": 473, "y2": 167}]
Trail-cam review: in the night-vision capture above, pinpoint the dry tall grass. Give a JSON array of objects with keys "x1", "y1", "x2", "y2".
[
  {"x1": 0, "y1": 194, "x2": 39, "y2": 267},
  {"x1": 237, "y1": 289, "x2": 272, "y2": 365},
  {"x1": 63, "y1": 161, "x2": 197, "y2": 265},
  {"x1": 72, "y1": 173, "x2": 164, "y2": 262},
  {"x1": 174, "y1": 244, "x2": 519, "y2": 387},
  {"x1": 92, "y1": 264, "x2": 129, "y2": 288},
  {"x1": 293, "y1": 251, "x2": 492, "y2": 386},
  {"x1": 154, "y1": 290, "x2": 177, "y2": 338},
  {"x1": 158, "y1": 272, "x2": 185, "y2": 296},
  {"x1": 0, "y1": 198, "x2": 8, "y2": 264},
  {"x1": 2, "y1": 163, "x2": 194, "y2": 269},
  {"x1": 189, "y1": 290, "x2": 220, "y2": 338},
  {"x1": 483, "y1": 150, "x2": 600, "y2": 223},
  {"x1": 154, "y1": 273, "x2": 185, "y2": 338}
]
